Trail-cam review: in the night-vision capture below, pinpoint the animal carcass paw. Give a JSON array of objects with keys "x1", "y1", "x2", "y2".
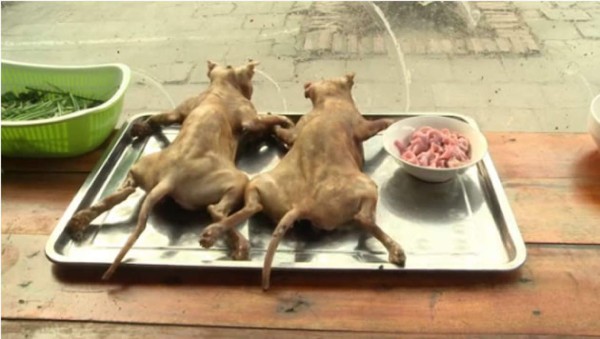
[
  {"x1": 66, "y1": 211, "x2": 94, "y2": 241},
  {"x1": 130, "y1": 121, "x2": 156, "y2": 138},
  {"x1": 389, "y1": 247, "x2": 406, "y2": 267},
  {"x1": 230, "y1": 243, "x2": 250, "y2": 260},
  {"x1": 199, "y1": 225, "x2": 223, "y2": 248}
]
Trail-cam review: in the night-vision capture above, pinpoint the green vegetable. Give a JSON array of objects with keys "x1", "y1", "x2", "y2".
[{"x1": 1, "y1": 85, "x2": 103, "y2": 121}]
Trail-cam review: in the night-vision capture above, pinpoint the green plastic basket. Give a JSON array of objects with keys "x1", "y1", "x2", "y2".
[{"x1": 1, "y1": 60, "x2": 130, "y2": 157}]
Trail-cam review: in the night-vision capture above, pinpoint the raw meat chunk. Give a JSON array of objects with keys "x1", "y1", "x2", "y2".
[{"x1": 394, "y1": 126, "x2": 471, "y2": 168}]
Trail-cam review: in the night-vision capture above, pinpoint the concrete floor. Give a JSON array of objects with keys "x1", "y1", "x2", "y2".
[{"x1": 2, "y1": 1, "x2": 599, "y2": 132}]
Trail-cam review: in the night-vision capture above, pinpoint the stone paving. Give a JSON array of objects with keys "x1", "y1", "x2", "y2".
[
  {"x1": 1, "y1": 1, "x2": 599, "y2": 133},
  {"x1": 301, "y1": 2, "x2": 540, "y2": 56}
]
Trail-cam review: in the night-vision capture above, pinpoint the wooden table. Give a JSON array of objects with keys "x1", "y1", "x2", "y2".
[{"x1": 2, "y1": 132, "x2": 600, "y2": 337}]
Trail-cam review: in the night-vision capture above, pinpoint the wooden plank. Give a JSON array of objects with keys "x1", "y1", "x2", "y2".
[
  {"x1": 1, "y1": 173, "x2": 87, "y2": 235},
  {"x1": 2, "y1": 132, "x2": 598, "y2": 179},
  {"x1": 2, "y1": 132, "x2": 599, "y2": 242},
  {"x1": 4, "y1": 171, "x2": 599, "y2": 244},
  {"x1": 2, "y1": 235, "x2": 599, "y2": 335},
  {"x1": 0, "y1": 149, "x2": 103, "y2": 173},
  {"x1": 0, "y1": 131, "x2": 115, "y2": 173},
  {"x1": 485, "y1": 132, "x2": 600, "y2": 180},
  {"x1": 505, "y1": 178, "x2": 600, "y2": 244},
  {"x1": 1, "y1": 320, "x2": 424, "y2": 339}
]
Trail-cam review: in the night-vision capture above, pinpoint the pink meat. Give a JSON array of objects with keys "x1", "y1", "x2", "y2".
[{"x1": 394, "y1": 126, "x2": 471, "y2": 169}]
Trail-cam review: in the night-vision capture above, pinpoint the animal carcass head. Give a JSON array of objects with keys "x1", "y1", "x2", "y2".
[
  {"x1": 207, "y1": 59, "x2": 260, "y2": 100},
  {"x1": 303, "y1": 73, "x2": 355, "y2": 104}
]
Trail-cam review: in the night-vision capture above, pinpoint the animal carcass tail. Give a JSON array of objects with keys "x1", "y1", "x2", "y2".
[
  {"x1": 102, "y1": 180, "x2": 172, "y2": 280},
  {"x1": 262, "y1": 207, "x2": 303, "y2": 291}
]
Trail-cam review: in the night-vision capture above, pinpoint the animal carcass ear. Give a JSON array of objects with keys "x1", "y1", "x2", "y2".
[
  {"x1": 246, "y1": 59, "x2": 260, "y2": 77},
  {"x1": 207, "y1": 60, "x2": 217, "y2": 77},
  {"x1": 345, "y1": 72, "x2": 355, "y2": 87},
  {"x1": 207, "y1": 60, "x2": 217, "y2": 71},
  {"x1": 304, "y1": 82, "x2": 313, "y2": 98}
]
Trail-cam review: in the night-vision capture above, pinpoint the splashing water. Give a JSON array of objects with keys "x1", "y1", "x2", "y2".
[
  {"x1": 563, "y1": 62, "x2": 595, "y2": 100},
  {"x1": 366, "y1": 2, "x2": 411, "y2": 112},
  {"x1": 458, "y1": 2, "x2": 481, "y2": 29},
  {"x1": 546, "y1": 48, "x2": 596, "y2": 101},
  {"x1": 256, "y1": 69, "x2": 288, "y2": 113},
  {"x1": 131, "y1": 68, "x2": 177, "y2": 109}
]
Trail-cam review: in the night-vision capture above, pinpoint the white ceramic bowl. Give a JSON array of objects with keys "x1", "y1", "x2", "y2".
[
  {"x1": 382, "y1": 115, "x2": 488, "y2": 183},
  {"x1": 588, "y1": 94, "x2": 600, "y2": 149}
]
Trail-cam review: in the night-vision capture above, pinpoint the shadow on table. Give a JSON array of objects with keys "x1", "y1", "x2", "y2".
[
  {"x1": 574, "y1": 148, "x2": 600, "y2": 176},
  {"x1": 573, "y1": 149, "x2": 600, "y2": 206},
  {"x1": 51, "y1": 263, "x2": 524, "y2": 292}
]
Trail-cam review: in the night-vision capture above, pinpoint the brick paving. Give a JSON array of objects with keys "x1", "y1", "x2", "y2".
[
  {"x1": 1, "y1": 1, "x2": 599, "y2": 133},
  {"x1": 300, "y1": 2, "x2": 542, "y2": 56}
]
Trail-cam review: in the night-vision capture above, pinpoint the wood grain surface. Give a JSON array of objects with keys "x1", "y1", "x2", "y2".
[
  {"x1": 504, "y1": 178, "x2": 600, "y2": 244},
  {"x1": 3, "y1": 133, "x2": 599, "y2": 243},
  {"x1": 1, "y1": 320, "x2": 437, "y2": 339},
  {"x1": 486, "y1": 133, "x2": 600, "y2": 179},
  {"x1": 3, "y1": 132, "x2": 599, "y2": 177},
  {"x1": 2, "y1": 132, "x2": 599, "y2": 336},
  {"x1": 2, "y1": 173, "x2": 87, "y2": 235},
  {"x1": 2, "y1": 235, "x2": 599, "y2": 335}
]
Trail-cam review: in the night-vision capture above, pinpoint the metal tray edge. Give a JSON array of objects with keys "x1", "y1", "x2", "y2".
[
  {"x1": 45, "y1": 111, "x2": 527, "y2": 272},
  {"x1": 45, "y1": 118, "x2": 137, "y2": 264}
]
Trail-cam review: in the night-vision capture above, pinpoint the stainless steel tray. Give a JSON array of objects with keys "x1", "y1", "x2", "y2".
[{"x1": 45, "y1": 112, "x2": 526, "y2": 272}]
